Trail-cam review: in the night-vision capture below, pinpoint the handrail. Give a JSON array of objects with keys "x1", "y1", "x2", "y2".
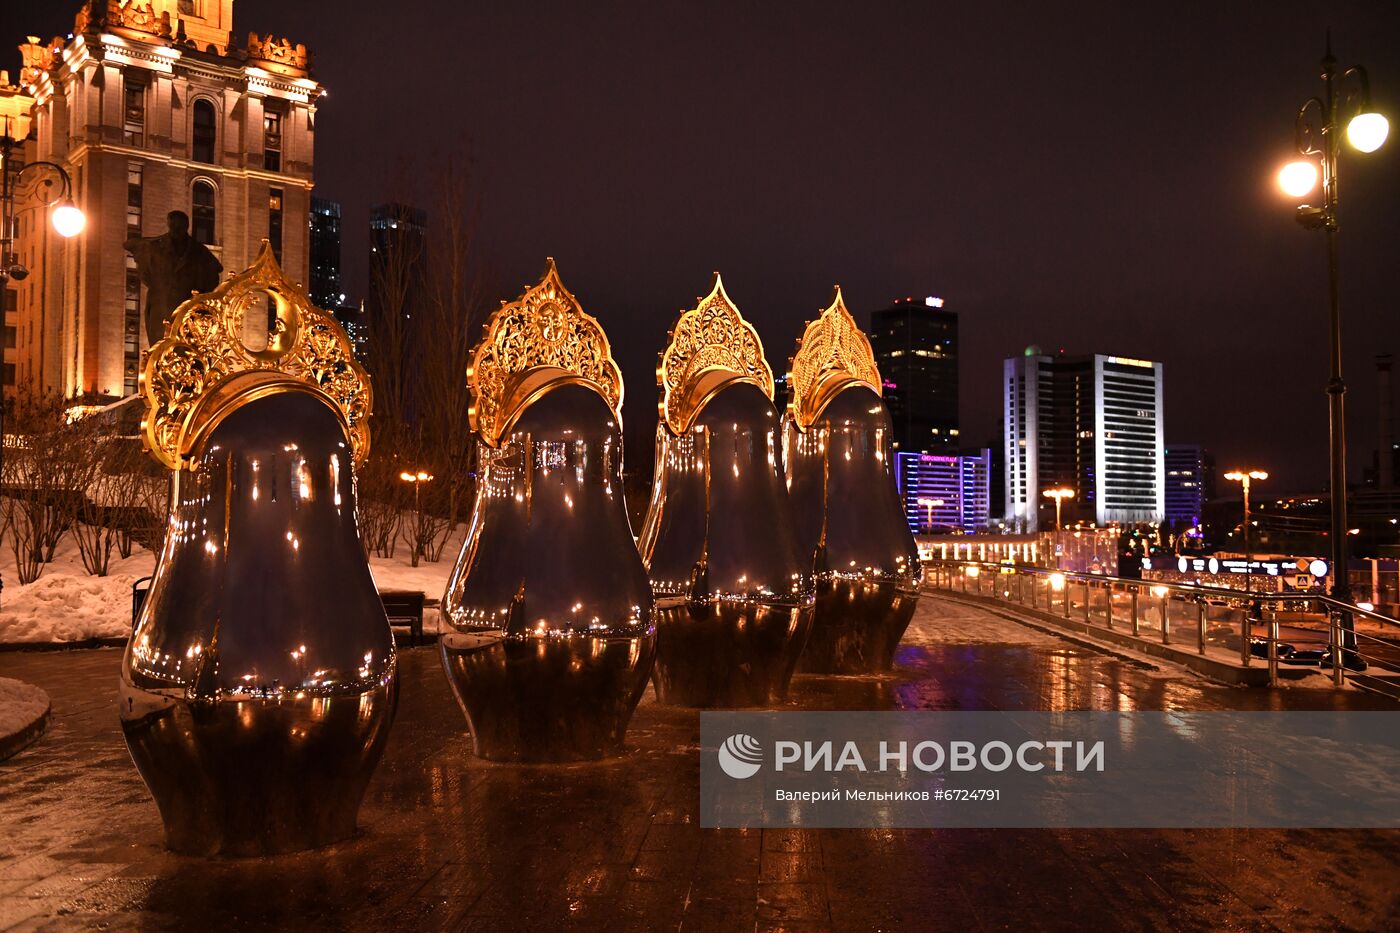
[
  {"x1": 923, "y1": 557, "x2": 1400, "y2": 630},
  {"x1": 923, "y1": 556, "x2": 1400, "y2": 690}
]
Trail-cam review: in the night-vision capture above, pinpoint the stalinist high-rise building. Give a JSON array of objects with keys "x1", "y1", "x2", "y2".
[{"x1": 5, "y1": 0, "x2": 323, "y2": 401}]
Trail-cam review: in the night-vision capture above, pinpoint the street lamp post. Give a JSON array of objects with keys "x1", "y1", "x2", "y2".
[
  {"x1": 399, "y1": 470, "x2": 435, "y2": 564},
  {"x1": 1224, "y1": 470, "x2": 1268, "y2": 596},
  {"x1": 916, "y1": 497, "x2": 944, "y2": 533},
  {"x1": 399, "y1": 469, "x2": 434, "y2": 515},
  {"x1": 1276, "y1": 35, "x2": 1388, "y2": 655},
  {"x1": 0, "y1": 118, "x2": 87, "y2": 609},
  {"x1": 1042, "y1": 487, "x2": 1074, "y2": 531}
]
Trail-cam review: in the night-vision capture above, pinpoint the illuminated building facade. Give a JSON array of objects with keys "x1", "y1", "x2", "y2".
[
  {"x1": 308, "y1": 195, "x2": 341, "y2": 309},
  {"x1": 1004, "y1": 349, "x2": 1164, "y2": 530},
  {"x1": 894, "y1": 449, "x2": 991, "y2": 534},
  {"x1": 1164, "y1": 444, "x2": 1213, "y2": 531},
  {"x1": 7, "y1": 0, "x2": 322, "y2": 400},
  {"x1": 869, "y1": 296, "x2": 958, "y2": 451}
]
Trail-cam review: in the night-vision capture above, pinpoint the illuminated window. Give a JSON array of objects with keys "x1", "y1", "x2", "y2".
[
  {"x1": 123, "y1": 72, "x2": 145, "y2": 146},
  {"x1": 264, "y1": 107, "x2": 283, "y2": 172},
  {"x1": 268, "y1": 187, "x2": 284, "y2": 260}
]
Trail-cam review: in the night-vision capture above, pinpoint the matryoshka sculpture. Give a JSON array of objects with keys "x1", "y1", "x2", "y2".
[
  {"x1": 783, "y1": 287, "x2": 922, "y2": 673},
  {"x1": 638, "y1": 274, "x2": 814, "y2": 706},
  {"x1": 121, "y1": 242, "x2": 396, "y2": 856},
  {"x1": 441, "y1": 259, "x2": 656, "y2": 762}
]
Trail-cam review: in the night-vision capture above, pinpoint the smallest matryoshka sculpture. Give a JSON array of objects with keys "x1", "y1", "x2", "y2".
[
  {"x1": 782, "y1": 287, "x2": 922, "y2": 674},
  {"x1": 638, "y1": 274, "x2": 814, "y2": 706},
  {"x1": 121, "y1": 242, "x2": 396, "y2": 856}
]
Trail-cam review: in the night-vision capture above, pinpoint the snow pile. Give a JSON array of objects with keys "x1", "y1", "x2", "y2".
[
  {"x1": 0, "y1": 676, "x2": 51, "y2": 739},
  {"x1": 0, "y1": 522, "x2": 468, "y2": 644},
  {"x1": 0, "y1": 543, "x2": 155, "y2": 643}
]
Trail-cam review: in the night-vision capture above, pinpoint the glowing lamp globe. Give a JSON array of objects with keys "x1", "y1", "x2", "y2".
[
  {"x1": 1277, "y1": 160, "x2": 1318, "y2": 198},
  {"x1": 51, "y1": 201, "x2": 86, "y2": 238},
  {"x1": 1346, "y1": 112, "x2": 1389, "y2": 153}
]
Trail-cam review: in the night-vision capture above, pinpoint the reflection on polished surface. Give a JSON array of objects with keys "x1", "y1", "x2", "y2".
[
  {"x1": 8, "y1": 597, "x2": 1398, "y2": 929},
  {"x1": 442, "y1": 262, "x2": 655, "y2": 761},
  {"x1": 641, "y1": 276, "x2": 813, "y2": 706},
  {"x1": 120, "y1": 389, "x2": 397, "y2": 856},
  {"x1": 785, "y1": 290, "x2": 921, "y2": 673}
]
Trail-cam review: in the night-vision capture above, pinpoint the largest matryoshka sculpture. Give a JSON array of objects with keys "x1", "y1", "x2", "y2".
[
  {"x1": 121, "y1": 243, "x2": 396, "y2": 856},
  {"x1": 441, "y1": 260, "x2": 656, "y2": 762},
  {"x1": 783, "y1": 288, "x2": 922, "y2": 674},
  {"x1": 638, "y1": 274, "x2": 814, "y2": 706}
]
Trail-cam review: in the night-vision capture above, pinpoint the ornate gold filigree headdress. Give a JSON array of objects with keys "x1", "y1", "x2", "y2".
[
  {"x1": 141, "y1": 241, "x2": 372, "y2": 470},
  {"x1": 786, "y1": 286, "x2": 882, "y2": 431},
  {"x1": 468, "y1": 258, "x2": 623, "y2": 447},
  {"x1": 656, "y1": 273, "x2": 774, "y2": 435}
]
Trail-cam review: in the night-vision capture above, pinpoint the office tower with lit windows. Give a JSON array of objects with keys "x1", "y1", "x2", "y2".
[
  {"x1": 1164, "y1": 444, "x2": 1213, "y2": 531},
  {"x1": 6, "y1": 1, "x2": 322, "y2": 400},
  {"x1": 367, "y1": 202, "x2": 428, "y2": 323},
  {"x1": 869, "y1": 296, "x2": 958, "y2": 451},
  {"x1": 309, "y1": 196, "x2": 343, "y2": 310},
  {"x1": 1004, "y1": 348, "x2": 1164, "y2": 531}
]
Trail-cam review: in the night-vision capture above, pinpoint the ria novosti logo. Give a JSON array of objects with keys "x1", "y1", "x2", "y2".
[{"x1": 718, "y1": 733, "x2": 763, "y2": 779}]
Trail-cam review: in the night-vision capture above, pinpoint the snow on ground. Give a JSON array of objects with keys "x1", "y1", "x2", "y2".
[
  {"x1": 0, "y1": 676, "x2": 51, "y2": 738},
  {"x1": 0, "y1": 542, "x2": 154, "y2": 643},
  {"x1": 0, "y1": 522, "x2": 467, "y2": 645},
  {"x1": 367, "y1": 525, "x2": 464, "y2": 601}
]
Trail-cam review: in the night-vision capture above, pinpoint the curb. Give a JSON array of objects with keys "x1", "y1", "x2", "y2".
[
  {"x1": 0, "y1": 689, "x2": 52, "y2": 763},
  {"x1": 0, "y1": 637, "x2": 127, "y2": 653}
]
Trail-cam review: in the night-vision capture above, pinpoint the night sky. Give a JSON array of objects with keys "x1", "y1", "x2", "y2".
[{"x1": 8, "y1": 1, "x2": 1399, "y2": 490}]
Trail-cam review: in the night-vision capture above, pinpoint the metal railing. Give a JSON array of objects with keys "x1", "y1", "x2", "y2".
[{"x1": 923, "y1": 558, "x2": 1400, "y2": 689}]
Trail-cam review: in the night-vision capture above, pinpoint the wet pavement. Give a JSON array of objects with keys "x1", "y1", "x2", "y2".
[{"x1": 2, "y1": 595, "x2": 1399, "y2": 931}]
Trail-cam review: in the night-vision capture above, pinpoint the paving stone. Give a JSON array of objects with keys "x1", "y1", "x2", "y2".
[{"x1": 0, "y1": 596, "x2": 1397, "y2": 930}]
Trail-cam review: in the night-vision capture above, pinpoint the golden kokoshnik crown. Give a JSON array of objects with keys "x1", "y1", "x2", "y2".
[
  {"x1": 467, "y1": 258, "x2": 624, "y2": 448},
  {"x1": 655, "y1": 273, "x2": 775, "y2": 436},
  {"x1": 141, "y1": 241, "x2": 373, "y2": 470},
  {"x1": 786, "y1": 286, "x2": 883, "y2": 431}
]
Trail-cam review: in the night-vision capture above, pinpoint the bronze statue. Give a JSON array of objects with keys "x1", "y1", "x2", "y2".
[{"x1": 124, "y1": 210, "x2": 223, "y2": 345}]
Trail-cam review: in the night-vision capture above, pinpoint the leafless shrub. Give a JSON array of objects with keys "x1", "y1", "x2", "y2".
[
  {"x1": 1, "y1": 496, "x2": 44, "y2": 585},
  {"x1": 1, "y1": 394, "x2": 81, "y2": 570},
  {"x1": 66, "y1": 420, "x2": 122, "y2": 577}
]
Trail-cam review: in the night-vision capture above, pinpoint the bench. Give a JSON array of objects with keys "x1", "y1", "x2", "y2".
[{"x1": 380, "y1": 589, "x2": 426, "y2": 647}]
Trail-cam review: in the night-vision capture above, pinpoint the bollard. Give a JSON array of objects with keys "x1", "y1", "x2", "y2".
[
  {"x1": 1240, "y1": 604, "x2": 1251, "y2": 667},
  {"x1": 1105, "y1": 583, "x2": 1114, "y2": 629},
  {"x1": 1160, "y1": 593, "x2": 1170, "y2": 645},
  {"x1": 1196, "y1": 600, "x2": 1207, "y2": 655},
  {"x1": 1130, "y1": 588, "x2": 1140, "y2": 637},
  {"x1": 1267, "y1": 611, "x2": 1279, "y2": 687},
  {"x1": 1330, "y1": 611, "x2": 1345, "y2": 687},
  {"x1": 1063, "y1": 580, "x2": 1071, "y2": 618}
]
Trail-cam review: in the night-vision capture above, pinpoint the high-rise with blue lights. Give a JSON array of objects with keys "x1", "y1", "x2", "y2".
[{"x1": 894, "y1": 450, "x2": 991, "y2": 534}]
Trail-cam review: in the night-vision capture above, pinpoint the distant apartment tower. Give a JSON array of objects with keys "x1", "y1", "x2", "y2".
[
  {"x1": 868, "y1": 296, "x2": 958, "y2": 451},
  {"x1": 7, "y1": 1, "x2": 322, "y2": 400},
  {"x1": 1164, "y1": 445, "x2": 1214, "y2": 530},
  {"x1": 894, "y1": 449, "x2": 991, "y2": 534},
  {"x1": 308, "y1": 196, "x2": 342, "y2": 309},
  {"x1": 1004, "y1": 349, "x2": 1164, "y2": 530}
]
